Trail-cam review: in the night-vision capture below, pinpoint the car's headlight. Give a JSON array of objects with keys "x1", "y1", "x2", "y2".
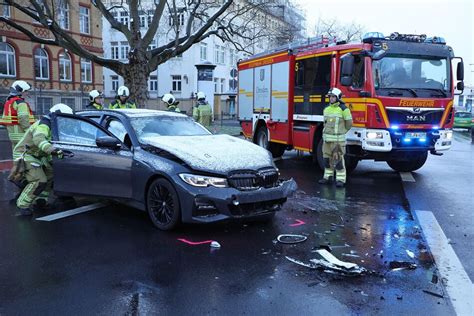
[
  {"x1": 366, "y1": 131, "x2": 384, "y2": 139},
  {"x1": 445, "y1": 130, "x2": 453, "y2": 140},
  {"x1": 179, "y1": 173, "x2": 228, "y2": 188}
]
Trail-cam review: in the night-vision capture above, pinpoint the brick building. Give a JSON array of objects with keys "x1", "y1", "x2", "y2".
[{"x1": 0, "y1": 3, "x2": 103, "y2": 115}]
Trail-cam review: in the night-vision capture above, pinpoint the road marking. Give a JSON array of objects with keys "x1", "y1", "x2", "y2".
[
  {"x1": 414, "y1": 210, "x2": 473, "y2": 316},
  {"x1": 36, "y1": 202, "x2": 107, "y2": 221},
  {"x1": 399, "y1": 171, "x2": 416, "y2": 182}
]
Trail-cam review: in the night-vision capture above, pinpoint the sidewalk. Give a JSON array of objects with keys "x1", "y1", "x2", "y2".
[{"x1": 209, "y1": 119, "x2": 242, "y2": 136}]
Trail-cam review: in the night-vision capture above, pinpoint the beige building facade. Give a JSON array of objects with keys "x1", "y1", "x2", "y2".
[{"x1": 0, "y1": 2, "x2": 103, "y2": 115}]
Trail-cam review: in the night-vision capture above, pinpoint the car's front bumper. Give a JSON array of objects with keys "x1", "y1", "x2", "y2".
[{"x1": 173, "y1": 178, "x2": 298, "y2": 223}]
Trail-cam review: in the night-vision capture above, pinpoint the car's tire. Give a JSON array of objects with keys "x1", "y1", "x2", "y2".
[
  {"x1": 255, "y1": 126, "x2": 286, "y2": 158},
  {"x1": 345, "y1": 156, "x2": 359, "y2": 174},
  {"x1": 146, "y1": 178, "x2": 181, "y2": 230},
  {"x1": 387, "y1": 151, "x2": 428, "y2": 172}
]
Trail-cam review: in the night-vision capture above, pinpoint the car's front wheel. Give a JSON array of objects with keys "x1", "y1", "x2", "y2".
[{"x1": 147, "y1": 178, "x2": 181, "y2": 230}]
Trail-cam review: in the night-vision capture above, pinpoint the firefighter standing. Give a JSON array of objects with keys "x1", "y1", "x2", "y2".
[
  {"x1": 193, "y1": 91, "x2": 212, "y2": 128},
  {"x1": 13, "y1": 104, "x2": 73, "y2": 216},
  {"x1": 162, "y1": 93, "x2": 181, "y2": 112},
  {"x1": 1, "y1": 81, "x2": 35, "y2": 160},
  {"x1": 109, "y1": 86, "x2": 137, "y2": 109},
  {"x1": 318, "y1": 88, "x2": 353, "y2": 188},
  {"x1": 87, "y1": 90, "x2": 104, "y2": 110}
]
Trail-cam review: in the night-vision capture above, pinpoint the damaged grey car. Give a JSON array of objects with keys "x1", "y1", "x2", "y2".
[{"x1": 51, "y1": 109, "x2": 297, "y2": 230}]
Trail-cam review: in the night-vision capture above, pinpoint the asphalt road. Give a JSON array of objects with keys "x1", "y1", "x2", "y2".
[{"x1": 2, "y1": 138, "x2": 468, "y2": 314}]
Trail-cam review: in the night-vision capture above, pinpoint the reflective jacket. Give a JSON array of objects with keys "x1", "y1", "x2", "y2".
[
  {"x1": 322, "y1": 101, "x2": 353, "y2": 142},
  {"x1": 87, "y1": 102, "x2": 103, "y2": 110},
  {"x1": 167, "y1": 105, "x2": 181, "y2": 113},
  {"x1": 14, "y1": 116, "x2": 53, "y2": 163},
  {"x1": 109, "y1": 98, "x2": 137, "y2": 109},
  {"x1": 193, "y1": 101, "x2": 212, "y2": 128},
  {"x1": 1, "y1": 96, "x2": 35, "y2": 128}
]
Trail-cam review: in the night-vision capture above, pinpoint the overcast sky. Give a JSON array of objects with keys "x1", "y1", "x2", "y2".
[{"x1": 294, "y1": 0, "x2": 474, "y2": 86}]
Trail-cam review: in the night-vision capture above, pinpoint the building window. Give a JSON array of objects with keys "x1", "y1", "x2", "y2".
[
  {"x1": 0, "y1": 43, "x2": 16, "y2": 77},
  {"x1": 82, "y1": 98, "x2": 89, "y2": 109},
  {"x1": 120, "y1": 41, "x2": 130, "y2": 60},
  {"x1": 59, "y1": 52, "x2": 72, "y2": 81},
  {"x1": 111, "y1": 75, "x2": 119, "y2": 92},
  {"x1": 139, "y1": 15, "x2": 147, "y2": 28},
  {"x1": 61, "y1": 97, "x2": 76, "y2": 111},
  {"x1": 229, "y1": 48, "x2": 238, "y2": 66},
  {"x1": 81, "y1": 58, "x2": 92, "y2": 83},
  {"x1": 110, "y1": 42, "x2": 119, "y2": 59},
  {"x1": 79, "y1": 6, "x2": 90, "y2": 34},
  {"x1": 149, "y1": 75, "x2": 158, "y2": 91},
  {"x1": 168, "y1": 10, "x2": 185, "y2": 26},
  {"x1": 171, "y1": 75, "x2": 182, "y2": 92},
  {"x1": 214, "y1": 78, "x2": 219, "y2": 93},
  {"x1": 200, "y1": 43, "x2": 207, "y2": 61},
  {"x1": 220, "y1": 78, "x2": 225, "y2": 93},
  {"x1": 119, "y1": 11, "x2": 129, "y2": 26},
  {"x1": 1, "y1": 4, "x2": 10, "y2": 18},
  {"x1": 34, "y1": 48, "x2": 49, "y2": 80},
  {"x1": 214, "y1": 45, "x2": 225, "y2": 64},
  {"x1": 36, "y1": 97, "x2": 53, "y2": 115},
  {"x1": 59, "y1": 3, "x2": 69, "y2": 30},
  {"x1": 147, "y1": 40, "x2": 157, "y2": 51}
]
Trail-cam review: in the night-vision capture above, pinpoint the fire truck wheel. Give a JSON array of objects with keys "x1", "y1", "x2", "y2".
[
  {"x1": 386, "y1": 151, "x2": 428, "y2": 172},
  {"x1": 315, "y1": 138, "x2": 325, "y2": 170},
  {"x1": 344, "y1": 156, "x2": 359, "y2": 174},
  {"x1": 255, "y1": 126, "x2": 286, "y2": 158}
]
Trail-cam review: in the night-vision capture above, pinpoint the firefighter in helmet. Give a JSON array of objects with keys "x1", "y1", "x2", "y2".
[
  {"x1": 318, "y1": 88, "x2": 353, "y2": 188},
  {"x1": 192, "y1": 91, "x2": 212, "y2": 128},
  {"x1": 109, "y1": 85, "x2": 137, "y2": 109},
  {"x1": 87, "y1": 90, "x2": 104, "y2": 110},
  {"x1": 1, "y1": 80, "x2": 35, "y2": 159},
  {"x1": 13, "y1": 103, "x2": 73, "y2": 216},
  {"x1": 162, "y1": 93, "x2": 181, "y2": 112}
]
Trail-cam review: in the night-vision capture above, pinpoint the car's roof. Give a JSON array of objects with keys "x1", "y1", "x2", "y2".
[{"x1": 78, "y1": 108, "x2": 187, "y2": 118}]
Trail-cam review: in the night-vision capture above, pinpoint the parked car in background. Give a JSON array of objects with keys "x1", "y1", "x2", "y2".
[
  {"x1": 453, "y1": 111, "x2": 473, "y2": 130},
  {"x1": 51, "y1": 109, "x2": 297, "y2": 230}
]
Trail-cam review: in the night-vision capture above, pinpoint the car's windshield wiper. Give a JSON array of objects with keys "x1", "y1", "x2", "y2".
[
  {"x1": 420, "y1": 88, "x2": 447, "y2": 97},
  {"x1": 386, "y1": 88, "x2": 418, "y2": 97}
]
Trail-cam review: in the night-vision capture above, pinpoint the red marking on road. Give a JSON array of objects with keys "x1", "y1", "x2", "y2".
[
  {"x1": 289, "y1": 219, "x2": 306, "y2": 227},
  {"x1": 177, "y1": 238, "x2": 214, "y2": 245},
  {"x1": 0, "y1": 160, "x2": 13, "y2": 171}
]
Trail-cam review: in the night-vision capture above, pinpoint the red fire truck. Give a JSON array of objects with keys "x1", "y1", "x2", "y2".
[{"x1": 238, "y1": 32, "x2": 464, "y2": 172}]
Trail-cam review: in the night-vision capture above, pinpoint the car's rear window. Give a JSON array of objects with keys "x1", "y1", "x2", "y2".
[
  {"x1": 455, "y1": 112, "x2": 471, "y2": 118},
  {"x1": 131, "y1": 115, "x2": 211, "y2": 141}
]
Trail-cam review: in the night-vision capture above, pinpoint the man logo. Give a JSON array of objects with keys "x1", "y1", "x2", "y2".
[
  {"x1": 260, "y1": 69, "x2": 265, "y2": 81},
  {"x1": 406, "y1": 115, "x2": 426, "y2": 122},
  {"x1": 412, "y1": 107, "x2": 421, "y2": 113}
]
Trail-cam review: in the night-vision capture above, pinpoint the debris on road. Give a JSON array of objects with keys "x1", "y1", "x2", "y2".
[
  {"x1": 406, "y1": 249, "x2": 415, "y2": 259},
  {"x1": 277, "y1": 234, "x2": 308, "y2": 244},
  {"x1": 422, "y1": 289, "x2": 444, "y2": 299},
  {"x1": 389, "y1": 261, "x2": 417, "y2": 271},
  {"x1": 210, "y1": 241, "x2": 221, "y2": 249},
  {"x1": 177, "y1": 238, "x2": 216, "y2": 246}
]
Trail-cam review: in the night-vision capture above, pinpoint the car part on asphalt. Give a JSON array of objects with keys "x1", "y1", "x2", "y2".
[
  {"x1": 389, "y1": 261, "x2": 417, "y2": 271},
  {"x1": 277, "y1": 234, "x2": 308, "y2": 244}
]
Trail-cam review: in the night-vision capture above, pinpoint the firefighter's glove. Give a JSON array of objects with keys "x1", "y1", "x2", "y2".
[{"x1": 51, "y1": 148, "x2": 64, "y2": 159}]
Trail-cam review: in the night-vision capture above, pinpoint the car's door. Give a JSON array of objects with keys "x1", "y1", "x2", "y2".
[{"x1": 51, "y1": 113, "x2": 133, "y2": 199}]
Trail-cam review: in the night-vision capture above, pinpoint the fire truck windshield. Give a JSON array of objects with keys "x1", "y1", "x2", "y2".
[{"x1": 372, "y1": 55, "x2": 451, "y2": 97}]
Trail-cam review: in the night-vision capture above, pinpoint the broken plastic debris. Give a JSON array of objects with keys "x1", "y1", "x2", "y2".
[
  {"x1": 406, "y1": 249, "x2": 415, "y2": 259},
  {"x1": 210, "y1": 241, "x2": 221, "y2": 248},
  {"x1": 422, "y1": 289, "x2": 444, "y2": 298},
  {"x1": 394, "y1": 233, "x2": 400, "y2": 239},
  {"x1": 389, "y1": 261, "x2": 417, "y2": 271},
  {"x1": 316, "y1": 249, "x2": 357, "y2": 269},
  {"x1": 277, "y1": 234, "x2": 307, "y2": 244}
]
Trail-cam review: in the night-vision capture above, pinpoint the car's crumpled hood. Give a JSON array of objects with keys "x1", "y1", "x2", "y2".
[{"x1": 141, "y1": 134, "x2": 274, "y2": 174}]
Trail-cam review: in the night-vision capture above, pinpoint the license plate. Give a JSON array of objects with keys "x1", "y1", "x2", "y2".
[{"x1": 405, "y1": 132, "x2": 426, "y2": 139}]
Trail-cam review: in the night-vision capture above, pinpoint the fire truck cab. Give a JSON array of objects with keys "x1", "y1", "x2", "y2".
[{"x1": 238, "y1": 32, "x2": 464, "y2": 172}]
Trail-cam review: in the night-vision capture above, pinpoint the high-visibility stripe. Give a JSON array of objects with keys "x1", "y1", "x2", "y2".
[
  {"x1": 296, "y1": 51, "x2": 335, "y2": 60},
  {"x1": 239, "y1": 52, "x2": 288, "y2": 66}
]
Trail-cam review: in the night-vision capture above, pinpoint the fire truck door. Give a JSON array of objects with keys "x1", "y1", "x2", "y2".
[
  {"x1": 238, "y1": 68, "x2": 254, "y2": 121},
  {"x1": 271, "y1": 61, "x2": 290, "y2": 122}
]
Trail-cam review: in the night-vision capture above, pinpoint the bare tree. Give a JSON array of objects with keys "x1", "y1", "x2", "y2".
[
  {"x1": 314, "y1": 17, "x2": 365, "y2": 43},
  {"x1": 0, "y1": 0, "x2": 290, "y2": 105}
]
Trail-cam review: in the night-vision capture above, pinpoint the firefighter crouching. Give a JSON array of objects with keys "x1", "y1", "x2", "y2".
[
  {"x1": 1, "y1": 81, "x2": 35, "y2": 160},
  {"x1": 318, "y1": 88, "x2": 353, "y2": 188},
  {"x1": 109, "y1": 85, "x2": 137, "y2": 109},
  {"x1": 12, "y1": 104, "x2": 73, "y2": 216},
  {"x1": 193, "y1": 91, "x2": 212, "y2": 128},
  {"x1": 162, "y1": 93, "x2": 181, "y2": 112}
]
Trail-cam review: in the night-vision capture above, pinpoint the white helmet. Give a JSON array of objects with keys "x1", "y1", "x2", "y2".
[
  {"x1": 162, "y1": 93, "x2": 176, "y2": 106},
  {"x1": 197, "y1": 91, "x2": 206, "y2": 100},
  {"x1": 11, "y1": 80, "x2": 31, "y2": 93},
  {"x1": 327, "y1": 87, "x2": 343, "y2": 100},
  {"x1": 117, "y1": 86, "x2": 130, "y2": 97},
  {"x1": 49, "y1": 103, "x2": 73, "y2": 114},
  {"x1": 89, "y1": 89, "x2": 103, "y2": 101}
]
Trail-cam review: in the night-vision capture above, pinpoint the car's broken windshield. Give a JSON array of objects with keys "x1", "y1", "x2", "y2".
[{"x1": 131, "y1": 116, "x2": 211, "y2": 142}]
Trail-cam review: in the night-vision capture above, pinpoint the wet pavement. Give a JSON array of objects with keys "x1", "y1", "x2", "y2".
[{"x1": 0, "y1": 145, "x2": 461, "y2": 314}]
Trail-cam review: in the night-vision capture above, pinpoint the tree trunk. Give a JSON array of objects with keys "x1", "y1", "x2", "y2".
[{"x1": 123, "y1": 50, "x2": 151, "y2": 108}]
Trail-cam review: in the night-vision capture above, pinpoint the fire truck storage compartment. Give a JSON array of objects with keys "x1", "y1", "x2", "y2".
[
  {"x1": 292, "y1": 123, "x2": 312, "y2": 151},
  {"x1": 238, "y1": 68, "x2": 254, "y2": 121},
  {"x1": 254, "y1": 65, "x2": 272, "y2": 113},
  {"x1": 270, "y1": 61, "x2": 290, "y2": 122}
]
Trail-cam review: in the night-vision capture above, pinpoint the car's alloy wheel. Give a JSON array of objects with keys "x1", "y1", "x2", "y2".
[{"x1": 147, "y1": 178, "x2": 181, "y2": 230}]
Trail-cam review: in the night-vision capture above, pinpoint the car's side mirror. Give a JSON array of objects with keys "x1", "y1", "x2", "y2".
[
  {"x1": 457, "y1": 60, "x2": 464, "y2": 81},
  {"x1": 96, "y1": 136, "x2": 122, "y2": 150},
  {"x1": 340, "y1": 53, "x2": 354, "y2": 86}
]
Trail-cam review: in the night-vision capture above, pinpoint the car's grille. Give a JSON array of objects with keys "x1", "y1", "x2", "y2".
[
  {"x1": 386, "y1": 108, "x2": 444, "y2": 125},
  {"x1": 228, "y1": 168, "x2": 279, "y2": 191},
  {"x1": 229, "y1": 198, "x2": 287, "y2": 216}
]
